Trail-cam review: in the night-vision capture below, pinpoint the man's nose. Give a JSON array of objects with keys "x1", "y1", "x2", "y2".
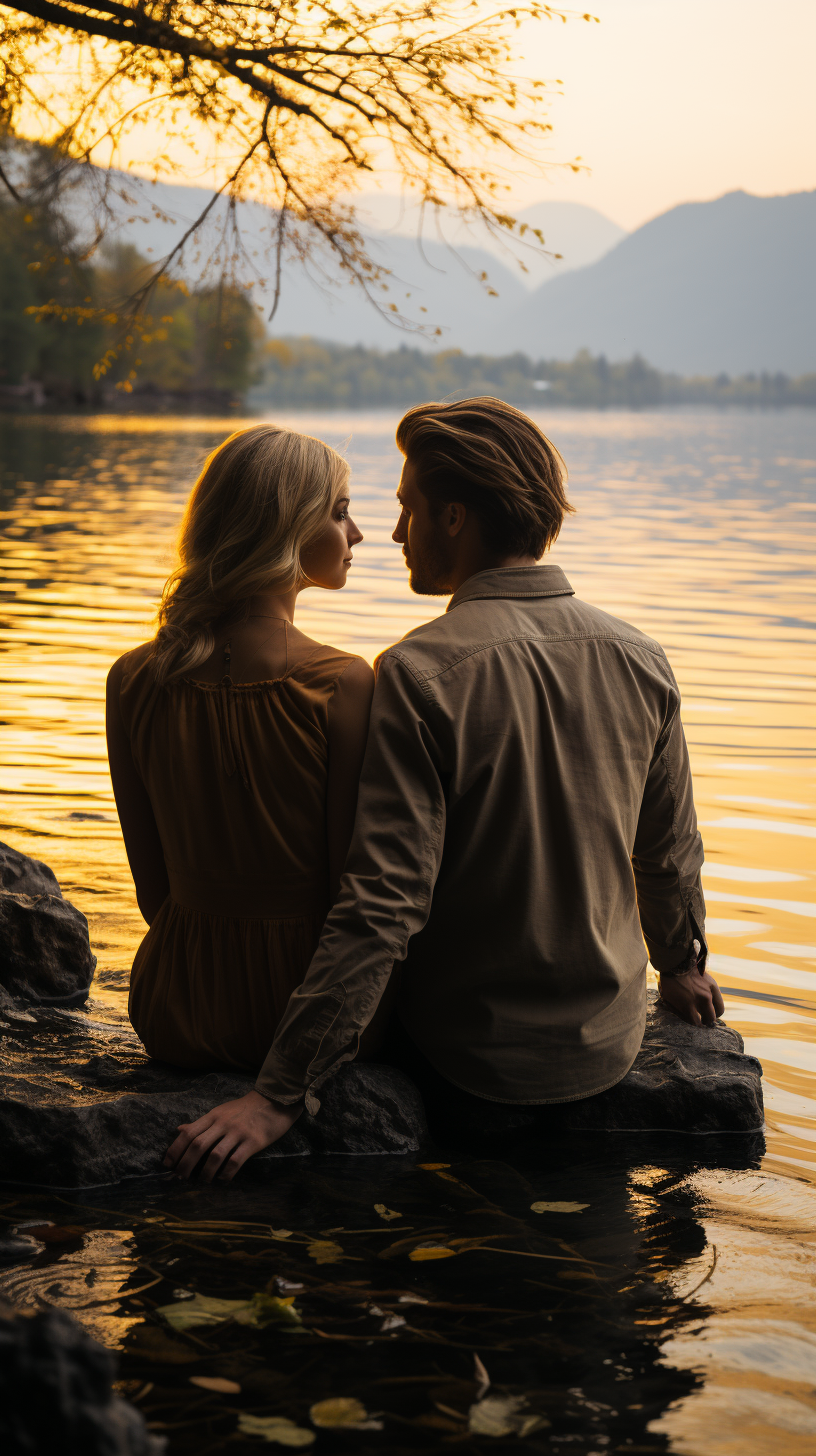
[{"x1": 392, "y1": 511, "x2": 405, "y2": 544}]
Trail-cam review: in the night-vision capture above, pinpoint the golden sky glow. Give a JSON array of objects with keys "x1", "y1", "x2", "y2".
[
  {"x1": 13, "y1": 0, "x2": 815, "y2": 229},
  {"x1": 508, "y1": 0, "x2": 816, "y2": 226}
]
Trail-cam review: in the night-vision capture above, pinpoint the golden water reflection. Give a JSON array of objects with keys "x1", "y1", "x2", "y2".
[{"x1": 1, "y1": 409, "x2": 814, "y2": 1191}]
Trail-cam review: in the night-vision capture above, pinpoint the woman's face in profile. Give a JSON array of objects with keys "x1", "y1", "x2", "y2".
[{"x1": 299, "y1": 492, "x2": 363, "y2": 591}]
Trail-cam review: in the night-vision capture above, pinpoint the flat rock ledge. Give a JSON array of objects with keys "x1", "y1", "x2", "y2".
[
  {"x1": 0, "y1": 991, "x2": 764, "y2": 1187},
  {"x1": 0, "y1": 844, "x2": 764, "y2": 1186}
]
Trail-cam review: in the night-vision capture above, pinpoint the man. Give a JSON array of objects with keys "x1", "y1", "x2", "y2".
[{"x1": 166, "y1": 398, "x2": 724, "y2": 1181}]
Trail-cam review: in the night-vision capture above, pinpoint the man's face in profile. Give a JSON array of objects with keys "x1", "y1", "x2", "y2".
[{"x1": 393, "y1": 458, "x2": 454, "y2": 596}]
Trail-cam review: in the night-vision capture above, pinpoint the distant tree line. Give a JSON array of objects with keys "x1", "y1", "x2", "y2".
[
  {"x1": 1, "y1": 181, "x2": 813, "y2": 412},
  {"x1": 0, "y1": 186, "x2": 262, "y2": 406},
  {"x1": 253, "y1": 340, "x2": 816, "y2": 411}
]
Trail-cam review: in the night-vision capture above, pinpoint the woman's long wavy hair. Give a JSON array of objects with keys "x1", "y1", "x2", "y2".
[{"x1": 152, "y1": 424, "x2": 350, "y2": 684}]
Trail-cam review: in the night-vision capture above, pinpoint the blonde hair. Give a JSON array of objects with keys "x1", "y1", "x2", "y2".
[{"x1": 152, "y1": 424, "x2": 349, "y2": 683}]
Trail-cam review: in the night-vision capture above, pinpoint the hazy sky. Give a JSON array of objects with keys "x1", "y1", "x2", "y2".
[
  {"x1": 55, "y1": 0, "x2": 814, "y2": 233},
  {"x1": 503, "y1": 0, "x2": 816, "y2": 227}
]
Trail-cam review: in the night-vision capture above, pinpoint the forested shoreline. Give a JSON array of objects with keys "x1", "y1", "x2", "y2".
[{"x1": 2, "y1": 179, "x2": 813, "y2": 413}]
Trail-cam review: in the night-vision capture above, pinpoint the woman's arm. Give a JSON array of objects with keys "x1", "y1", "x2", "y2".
[
  {"x1": 106, "y1": 655, "x2": 170, "y2": 925},
  {"x1": 325, "y1": 657, "x2": 376, "y2": 900}
]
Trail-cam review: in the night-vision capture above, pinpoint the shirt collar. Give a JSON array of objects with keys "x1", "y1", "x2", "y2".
[{"x1": 447, "y1": 564, "x2": 575, "y2": 612}]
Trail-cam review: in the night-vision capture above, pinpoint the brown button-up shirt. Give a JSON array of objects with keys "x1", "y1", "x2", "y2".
[{"x1": 257, "y1": 565, "x2": 706, "y2": 1111}]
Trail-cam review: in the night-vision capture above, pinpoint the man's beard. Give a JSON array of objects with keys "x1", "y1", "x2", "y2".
[{"x1": 405, "y1": 538, "x2": 451, "y2": 596}]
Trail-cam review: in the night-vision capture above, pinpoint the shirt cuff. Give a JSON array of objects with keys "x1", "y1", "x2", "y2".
[
  {"x1": 656, "y1": 909, "x2": 708, "y2": 978},
  {"x1": 254, "y1": 1052, "x2": 311, "y2": 1107}
]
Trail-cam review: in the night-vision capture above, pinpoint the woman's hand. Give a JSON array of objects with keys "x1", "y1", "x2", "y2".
[{"x1": 164, "y1": 1090, "x2": 302, "y2": 1183}]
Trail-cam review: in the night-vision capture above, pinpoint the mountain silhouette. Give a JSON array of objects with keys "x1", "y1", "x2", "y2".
[{"x1": 491, "y1": 190, "x2": 816, "y2": 374}]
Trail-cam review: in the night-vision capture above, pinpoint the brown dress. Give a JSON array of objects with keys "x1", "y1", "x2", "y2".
[{"x1": 118, "y1": 636, "x2": 357, "y2": 1072}]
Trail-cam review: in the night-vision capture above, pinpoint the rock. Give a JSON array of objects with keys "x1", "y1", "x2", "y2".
[
  {"x1": 425, "y1": 991, "x2": 764, "y2": 1143},
  {"x1": 0, "y1": 891, "x2": 96, "y2": 1009},
  {"x1": 0, "y1": 840, "x2": 61, "y2": 899},
  {"x1": 0, "y1": 988, "x2": 762, "y2": 1187},
  {"x1": 564, "y1": 991, "x2": 764, "y2": 1133},
  {"x1": 0, "y1": 1303, "x2": 165, "y2": 1455},
  {"x1": 0, "y1": 1005, "x2": 428, "y2": 1187}
]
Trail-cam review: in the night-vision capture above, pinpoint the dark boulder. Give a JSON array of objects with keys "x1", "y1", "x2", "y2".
[
  {"x1": 0, "y1": 1303, "x2": 165, "y2": 1455},
  {"x1": 0, "y1": 841, "x2": 61, "y2": 899},
  {"x1": 0, "y1": 891, "x2": 96, "y2": 1009}
]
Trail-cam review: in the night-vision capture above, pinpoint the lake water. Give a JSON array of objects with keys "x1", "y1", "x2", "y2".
[{"x1": 1, "y1": 408, "x2": 815, "y2": 1454}]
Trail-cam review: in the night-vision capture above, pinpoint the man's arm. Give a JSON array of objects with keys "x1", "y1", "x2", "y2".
[
  {"x1": 632, "y1": 694, "x2": 723, "y2": 1026},
  {"x1": 256, "y1": 650, "x2": 448, "y2": 1106}
]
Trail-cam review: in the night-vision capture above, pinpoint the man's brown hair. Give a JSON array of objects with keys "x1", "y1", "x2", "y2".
[{"x1": 396, "y1": 397, "x2": 573, "y2": 557}]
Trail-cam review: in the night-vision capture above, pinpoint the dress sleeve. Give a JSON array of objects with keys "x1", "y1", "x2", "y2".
[
  {"x1": 255, "y1": 650, "x2": 448, "y2": 1111},
  {"x1": 631, "y1": 683, "x2": 707, "y2": 977}
]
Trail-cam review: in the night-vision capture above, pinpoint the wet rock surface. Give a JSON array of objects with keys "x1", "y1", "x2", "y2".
[
  {"x1": 0, "y1": 841, "x2": 95, "y2": 1011},
  {"x1": 0, "y1": 1005, "x2": 429, "y2": 1186},
  {"x1": 0, "y1": 991, "x2": 763, "y2": 1188},
  {"x1": 0, "y1": 1302, "x2": 165, "y2": 1455}
]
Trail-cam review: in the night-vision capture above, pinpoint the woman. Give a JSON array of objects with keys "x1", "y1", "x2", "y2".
[{"x1": 106, "y1": 424, "x2": 374, "y2": 1173}]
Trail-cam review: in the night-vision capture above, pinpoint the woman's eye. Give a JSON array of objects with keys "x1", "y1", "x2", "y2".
[{"x1": 337, "y1": 510, "x2": 348, "y2": 521}]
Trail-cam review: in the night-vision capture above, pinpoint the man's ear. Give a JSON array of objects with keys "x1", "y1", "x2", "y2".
[{"x1": 445, "y1": 501, "x2": 468, "y2": 538}]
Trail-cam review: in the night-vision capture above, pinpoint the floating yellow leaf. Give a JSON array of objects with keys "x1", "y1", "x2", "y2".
[
  {"x1": 310, "y1": 1397, "x2": 383, "y2": 1430},
  {"x1": 237, "y1": 1413, "x2": 315, "y2": 1446},
  {"x1": 374, "y1": 1204, "x2": 402, "y2": 1221},
  {"x1": 468, "y1": 1394, "x2": 549, "y2": 1437},
  {"x1": 271, "y1": 1229, "x2": 293, "y2": 1240},
  {"x1": 157, "y1": 1292, "x2": 303, "y2": 1332},
  {"x1": 189, "y1": 1375, "x2": 241, "y2": 1394},
  {"x1": 306, "y1": 1239, "x2": 345, "y2": 1264},
  {"x1": 417, "y1": 1163, "x2": 450, "y2": 1171},
  {"x1": 409, "y1": 1244, "x2": 456, "y2": 1262},
  {"x1": 530, "y1": 1201, "x2": 589, "y2": 1213}
]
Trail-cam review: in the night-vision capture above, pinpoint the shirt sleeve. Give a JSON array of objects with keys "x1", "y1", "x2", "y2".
[
  {"x1": 631, "y1": 685, "x2": 707, "y2": 977},
  {"x1": 255, "y1": 650, "x2": 447, "y2": 1111}
]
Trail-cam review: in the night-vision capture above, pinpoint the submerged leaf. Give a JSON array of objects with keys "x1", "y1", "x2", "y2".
[
  {"x1": 374, "y1": 1203, "x2": 402, "y2": 1221},
  {"x1": 468, "y1": 1394, "x2": 549, "y2": 1437},
  {"x1": 127, "y1": 1325, "x2": 200, "y2": 1364},
  {"x1": 189, "y1": 1375, "x2": 241, "y2": 1394},
  {"x1": 409, "y1": 1244, "x2": 456, "y2": 1262},
  {"x1": 530, "y1": 1201, "x2": 589, "y2": 1213},
  {"x1": 236, "y1": 1295, "x2": 304, "y2": 1329},
  {"x1": 237, "y1": 1413, "x2": 315, "y2": 1446},
  {"x1": 157, "y1": 1292, "x2": 302, "y2": 1332},
  {"x1": 306, "y1": 1239, "x2": 345, "y2": 1264},
  {"x1": 310, "y1": 1396, "x2": 383, "y2": 1430},
  {"x1": 380, "y1": 1313, "x2": 406, "y2": 1332}
]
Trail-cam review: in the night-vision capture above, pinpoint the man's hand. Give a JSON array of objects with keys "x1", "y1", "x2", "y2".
[
  {"x1": 164, "y1": 1090, "x2": 302, "y2": 1183},
  {"x1": 659, "y1": 939, "x2": 724, "y2": 1026}
]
